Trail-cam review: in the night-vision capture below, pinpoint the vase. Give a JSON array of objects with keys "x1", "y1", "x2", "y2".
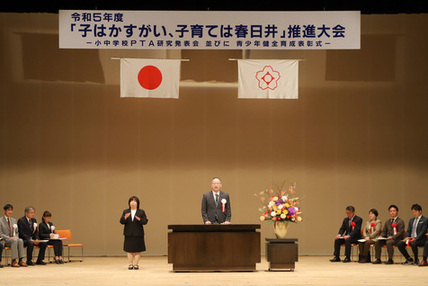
[{"x1": 273, "y1": 221, "x2": 289, "y2": 239}]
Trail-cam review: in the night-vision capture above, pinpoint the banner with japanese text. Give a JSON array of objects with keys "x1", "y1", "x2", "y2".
[
  {"x1": 120, "y1": 58, "x2": 181, "y2": 98},
  {"x1": 238, "y1": 60, "x2": 299, "y2": 99},
  {"x1": 59, "y1": 10, "x2": 360, "y2": 50}
]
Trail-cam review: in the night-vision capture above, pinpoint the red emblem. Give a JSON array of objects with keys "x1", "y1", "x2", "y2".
[{"x1": 255, "y1": 65, "x2": 281, "y2": 90}]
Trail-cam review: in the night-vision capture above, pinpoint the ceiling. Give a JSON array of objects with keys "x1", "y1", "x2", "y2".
[{"x1": 0, "y1": 1, "x2": 427, "y2": 14}]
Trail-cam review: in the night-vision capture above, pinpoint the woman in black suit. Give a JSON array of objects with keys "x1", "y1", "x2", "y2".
[
  {"x1": 39, "y1": 211, "x2": 64, "y2": 264},
  {"x1": 120, "y1": 196, "x2": 148, "y2": 270}
]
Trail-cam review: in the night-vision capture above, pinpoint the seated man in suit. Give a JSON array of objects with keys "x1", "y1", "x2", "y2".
[
  {"x1": 397, "y1": 204, "x2": 428, "y2": 265},
  {"x1": 201, "y1": 177, "x2": 231, "y2": 225},
  {"x1": 18, "y1": 206, "x2": 48, "y2": 265},
  {"x1": 372, "y1": 204, "x2": 405, "y2": 264},
  {"x1": 0, "y1": 204, "x2": 26, "y2": 267},
  {"x1": 330, "y1": 205, "x2": 362, "y2": 263}
]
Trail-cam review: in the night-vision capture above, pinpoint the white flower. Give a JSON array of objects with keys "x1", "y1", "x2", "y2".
[
  {"x1": 221, "y1": 199, "x2": 227, "y2": 204},
  {"x1": 270, "y1": 211, "x2": 277, "y2": 217},
  {"x1": 282, "y1": 196, "x2": 288, "y2": 201},
  {"x1": 278, "y1": 204, "x2": 284, "y2": 210},
  {"x1": 33, "y1": 222, "x2": 38, "y2": 228},
  {"x1": 51, "y1": 225, "x2": 55, "y2": 231},
  {"x1": 13, "y1": 224, "x2": 18, "y2": 229},
  {"x1": 295, "y1": 207, "x2": 299, "y2": 212}
]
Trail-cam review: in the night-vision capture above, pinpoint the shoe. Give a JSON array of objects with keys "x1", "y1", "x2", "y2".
[
  {"x1": 60, "y1": 260, "x2": 64, "y2": 264},
  {"x1": 54, "y1": 259, "x2": 61, "y2": 264},
  {"x1": 418, "y1": 261, "x2": 428, "y2": 266},
  {"x1": 342, "y1": 257, "x2": 351, "y2": 263},
  {"x1": 385, "y1": 259, "x2": 394, "y2": 264},
  {"x1": 128, "y1": 264, "x2": 134, "y2": 270},
  {"x1": 18, "y1": 261, "x2": 27, "y2": 267},
  {"x1": 133, "y1": 265, "x2": 139, "y2": 270},
  {"x1": 372, "y1": 259, "x2": 382, "y2": 264},
  {"x1": 36, "y1": 260, "x2": 47, "y2": 265},
  {"x1": 27, "y1": 261, "x2": 34, "y2": 266},
  {"x1": 403, "y1": 259, "x2": 414, "y2": 265},
  {"x1": 414, "y1": 260, "x2": 420, "y2": 265},
  {"x1": 11, "y1": 261, "x2": 20, "y2": 267},
  {"x1": 330, "y1": 257, "x2": 341, "y2": 262},
  {"x1": 0, "y1": 264, "x2": 3, "y2": 268}
]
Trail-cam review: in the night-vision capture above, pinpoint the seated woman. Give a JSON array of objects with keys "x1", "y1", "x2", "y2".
[
  {"x1": 358, "y1": 208, "x2": 382, "y2": 263},
  {"x1": 39, "y1": 211, "x2": 64, "y2": 264}
]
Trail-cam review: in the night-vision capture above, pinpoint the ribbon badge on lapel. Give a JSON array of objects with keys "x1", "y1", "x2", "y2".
[
  {"x1": 392, "y1": 222, "x2": 397, "y2": 235},
  {"x1": 351, "y1": 222, "x2": 356, "y2": 231},
  {"x1": 370, "y1": 222, "x2": 375, "y2": 234},
  {"x1": 221, "y1": 199, "x2": 227, "y2": 212}
]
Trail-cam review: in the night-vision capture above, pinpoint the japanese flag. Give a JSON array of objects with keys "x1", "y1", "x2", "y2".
[
  {"x1": 238, "y1": 59, "x2": 299, "y2": 99},
  {"x1": 120, "y1": 58, "x2": 181, "y2": 98}
]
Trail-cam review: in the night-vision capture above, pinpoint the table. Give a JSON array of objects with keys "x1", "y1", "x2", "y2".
[
  {"x1": 168, "y1": 224, "x2": 261, "y2": 271},
  {"x1": 265, "y1": 238, "x2": 298, "y2": 271}
]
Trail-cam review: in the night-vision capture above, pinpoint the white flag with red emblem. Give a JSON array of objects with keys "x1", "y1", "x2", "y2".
[
  {"x1": 120, "y1": 58, "x2": 181, "y2": 98},
  {"x1": 238, "y1": 59, "x2": 299, "y2": 99}
]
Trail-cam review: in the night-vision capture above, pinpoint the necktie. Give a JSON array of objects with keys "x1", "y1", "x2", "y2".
[
  {"x1": 7, "y1": 217, "x2": 12, "y2": 237},
  {"x1": 412, "y1": 218, "x2": 418, "y2": 238},
  {"x1": 215, "y1": 194, "x2": 219, "y2": 206}
]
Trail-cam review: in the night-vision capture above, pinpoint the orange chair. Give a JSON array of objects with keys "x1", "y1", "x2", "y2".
[
  {"x1": 56, "y1": 229, "x2": 83, "y2": 262},
  {"x1": 2, "y1": 246, "x2": 11, "y2": 265}
]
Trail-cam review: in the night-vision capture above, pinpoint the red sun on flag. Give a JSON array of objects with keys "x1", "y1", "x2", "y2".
[
  {"x1": 138, "y1": 65, "x2": 163, "y2": 90},
  {"x1": 255, "y1": 65, "x2": 281, "y2": 90}
]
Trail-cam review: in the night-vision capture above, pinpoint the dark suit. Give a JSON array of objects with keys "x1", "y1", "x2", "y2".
[
  {"x1": 18, "y1": 216, "x2": 47, "y2": 263},
  {"x1": 397, "y1": 215, "x2": 428, "y2": 261},
  {"x1": 333, "y1": 215, "x2": 363, "y2": 259},
  {"x1": 201, "y1": 191, "x2": 231, "y2": 224},
  {"x1": 374, "y1": 216, "x2": 405, "y2": 260},
  {"x1": 120, "y1": 209, "x2": 148, "y2": 252},
  {"x1": 39, "y1": 221, "x2": 63, "y2": 257}
]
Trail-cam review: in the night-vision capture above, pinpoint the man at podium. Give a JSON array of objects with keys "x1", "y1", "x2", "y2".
[{"x1": 201, "y1": 177, "x2": 231, "y2": 225}]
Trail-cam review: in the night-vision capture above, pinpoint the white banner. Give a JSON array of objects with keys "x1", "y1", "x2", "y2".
[
  {"x1": 120, "y1": 58, "x2": 180, "y2": 98},
  {"x1": 59, "y1": 10, "x2": 360, "y2": 50},
  {"x1": 238, "y1": 60, "x2": 299, "y2": 99}
]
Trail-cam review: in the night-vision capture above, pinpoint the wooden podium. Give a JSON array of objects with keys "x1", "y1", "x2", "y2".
[
  {"x1": 265, "y1": 238, "x2": 298, "y2": 271},
  {"x1": 168, "y1": 224, "x2": 261, "y2": 271}
]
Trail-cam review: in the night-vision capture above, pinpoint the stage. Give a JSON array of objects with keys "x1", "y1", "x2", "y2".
[{"x1": 0, "y1": 256, "x2": 425, "y2": 285}]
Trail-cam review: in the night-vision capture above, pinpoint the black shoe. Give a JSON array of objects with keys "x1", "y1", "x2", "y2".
[
  {"x1": 36, "y1": 260, "x2": 46, "y2": 265},
  {"x1": 385, "y1": 259, "x2": 394, "y2": 264},
  {"x1": 403, "y1": 258, "x2": 414, "y2": 265},
  {"x1": 372, "y1": 259, "x2": 382, "y2": 264},
  {"x1": 342, "y1": 257, "x2": 351, "y2": 263},
  {"x1": 128, "y1": 264, "x2": 134, "y2": 270},
  {"x1": 0, "y1": 264, "x2": 3, "y2": 268},
  {"x1": 27, "y1": 261, "x2": 35, "y2": 266},
  {"x1": 133, "y1": 265, "x2": 139, "y2": 270},
  {"x1": 330, "y1": 257, "x2": 341, "y2": 262},
  {"x1": 414, "y1": 260, "x2": 420, "y2": 265}
]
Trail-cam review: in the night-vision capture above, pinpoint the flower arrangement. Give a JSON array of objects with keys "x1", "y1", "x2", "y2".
[{"x1": 258, "y1": 183, "x2": 302, "y2": 224}]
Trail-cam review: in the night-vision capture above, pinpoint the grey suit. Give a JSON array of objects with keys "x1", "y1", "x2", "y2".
[
  {"x1": 0, "y1": 216, "x2": 25, "y2": 260},
  {"x1": 397, "y1": 215, "x2": 428, "y2": 261},
  {"x1": 201, "y1": 191, "x2": 231, "y2": 224}
]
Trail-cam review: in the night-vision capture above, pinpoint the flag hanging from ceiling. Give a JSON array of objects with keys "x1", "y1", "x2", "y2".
[
  {"x1": 238, "y1": 59, "x2": 299, "y2": 99},
  {"x1": 120, "y1": 58, "x2": 181, "y2": 98}
]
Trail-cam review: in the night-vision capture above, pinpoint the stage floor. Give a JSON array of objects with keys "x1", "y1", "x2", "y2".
[{"x1": 0, "y1": 256, "x2": 426, "y2": 285}]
